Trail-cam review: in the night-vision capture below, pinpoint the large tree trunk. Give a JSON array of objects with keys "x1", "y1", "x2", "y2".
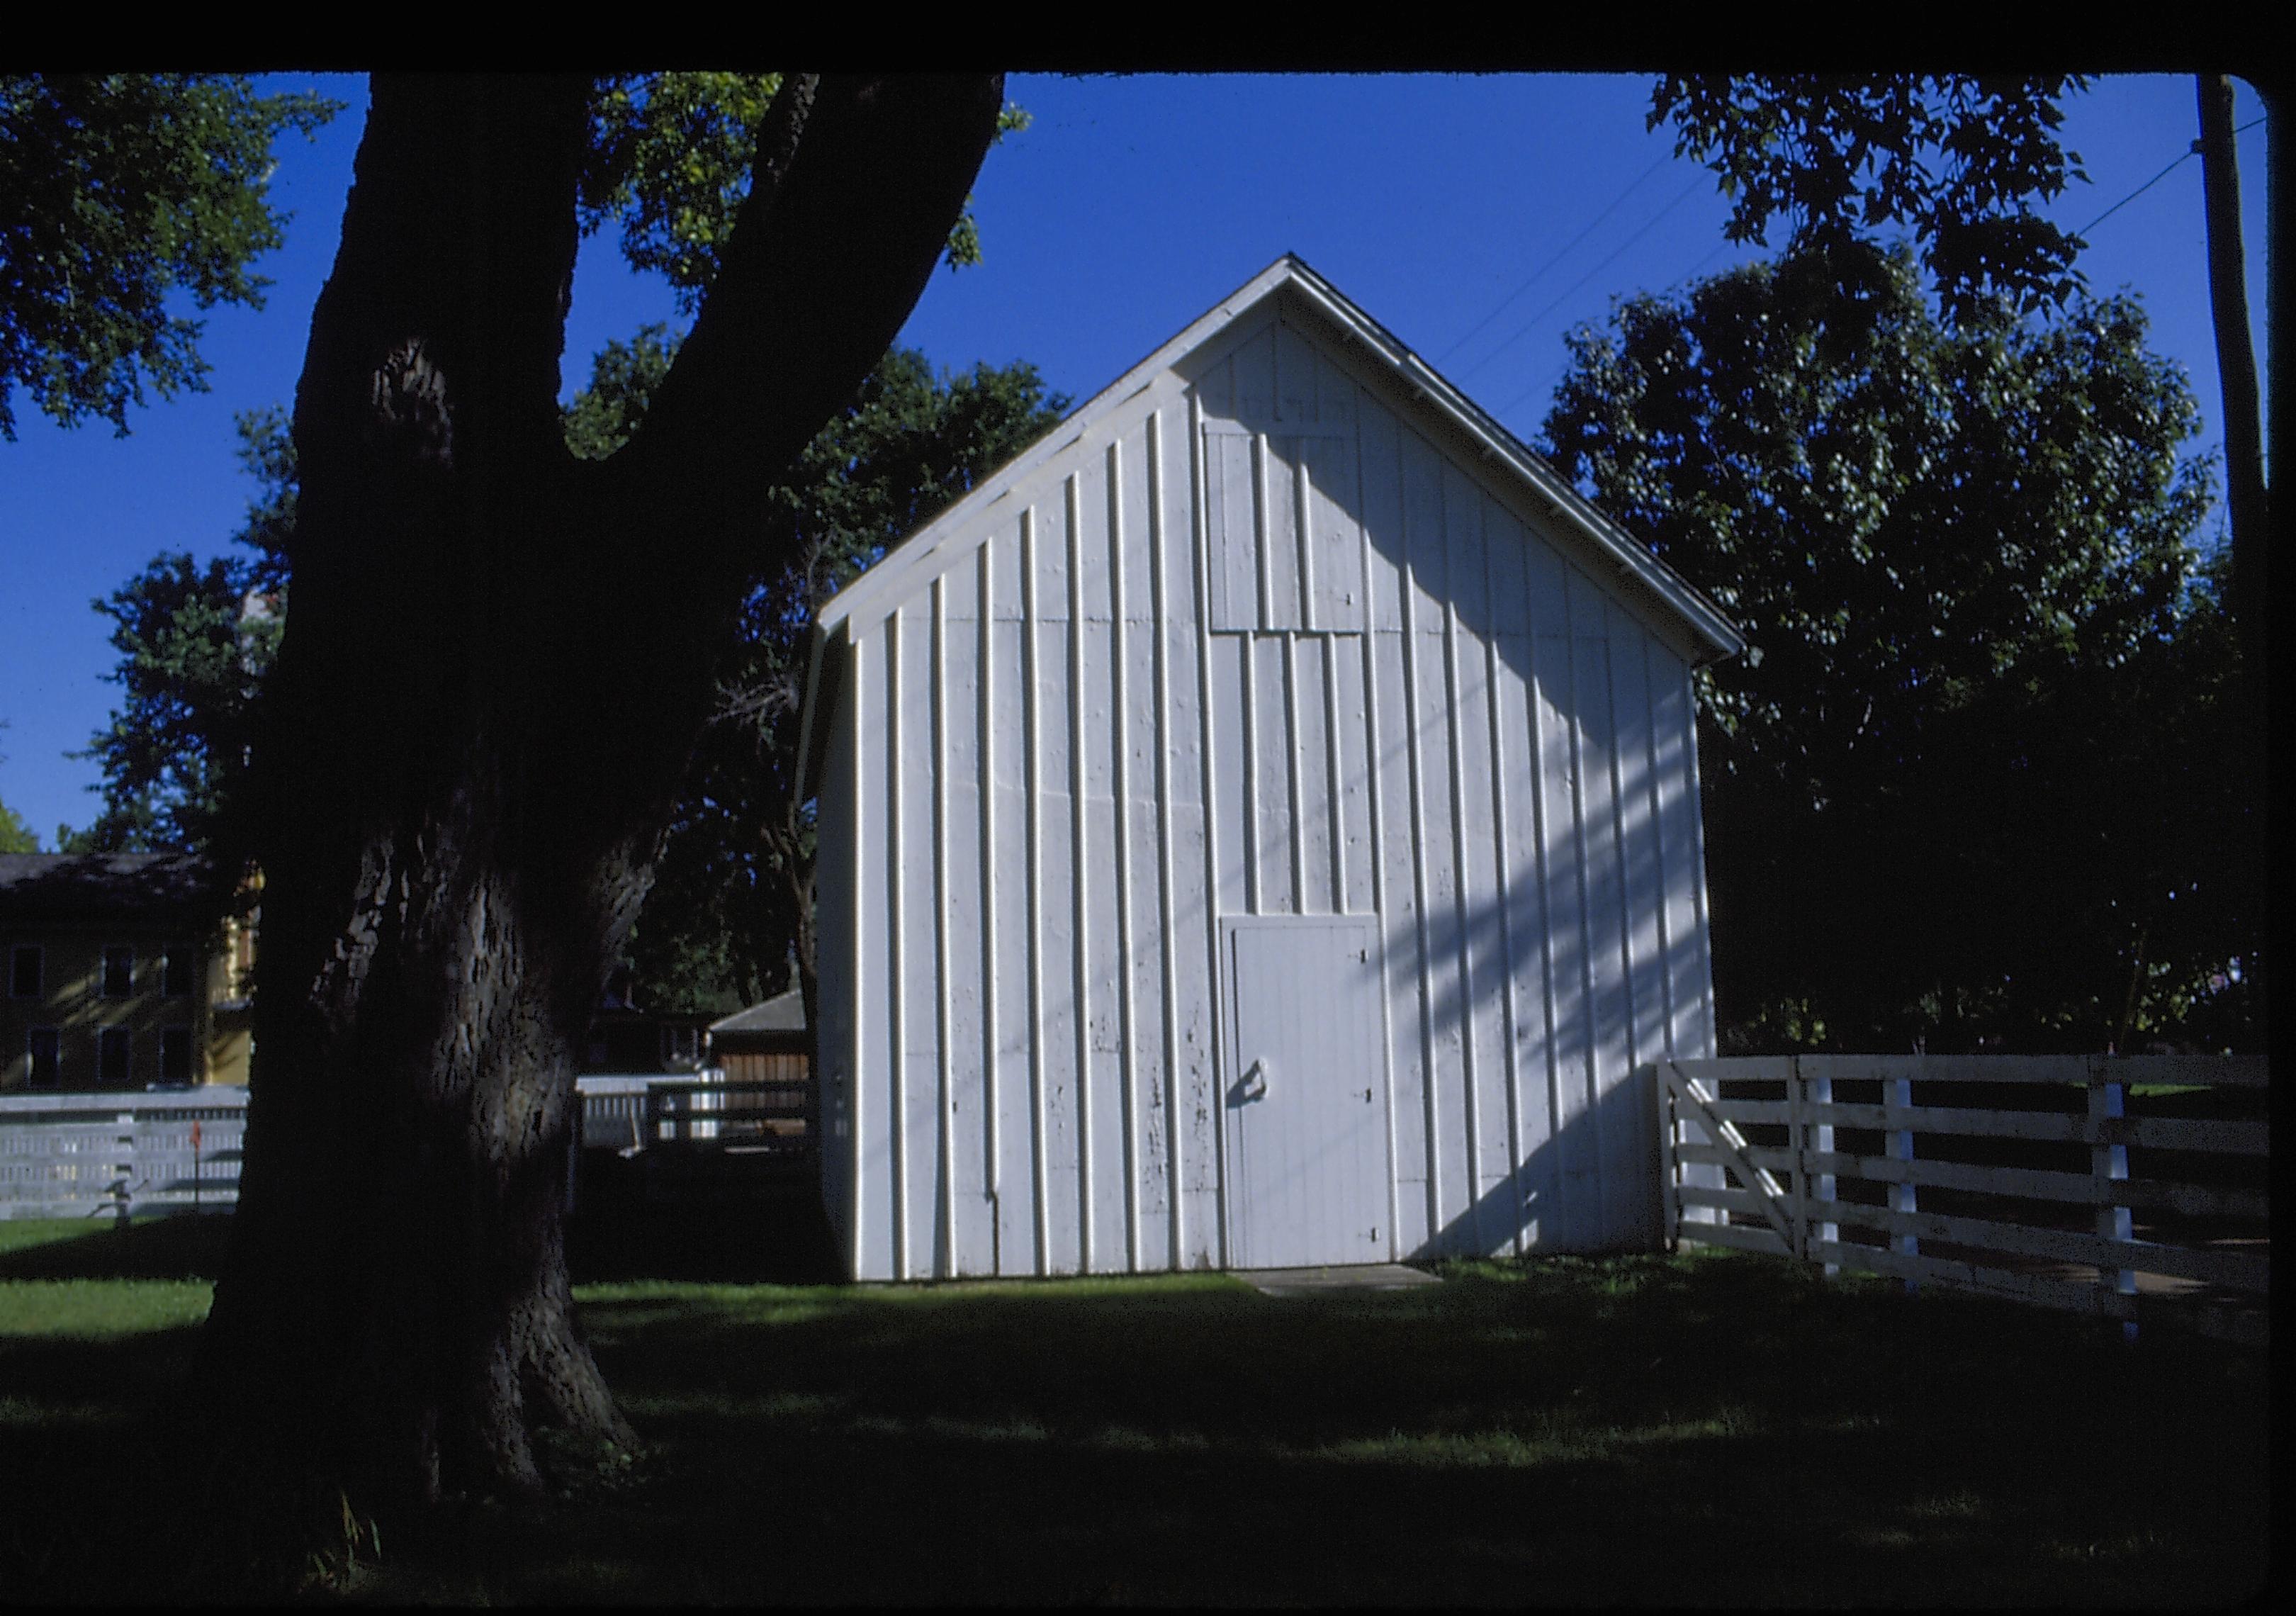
[{"x1": 195, "y1": 72, "x2": 1003, "y2": 1537}]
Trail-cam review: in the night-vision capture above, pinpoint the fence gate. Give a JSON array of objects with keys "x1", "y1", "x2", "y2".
[{"x1": 1653, "y1": 1062, "x2": 1798, "y2": 1257}]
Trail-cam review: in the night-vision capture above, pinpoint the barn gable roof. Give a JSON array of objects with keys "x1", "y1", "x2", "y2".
[{"x1": 797, "y1": 254, "x2": 1743, "y2": 797}]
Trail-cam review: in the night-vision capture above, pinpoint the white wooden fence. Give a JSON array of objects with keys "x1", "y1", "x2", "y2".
[
  {"x1": 567, "y1": 1073, "x2": 818, "y2": 1208},
  {"x1": 1, "y1": 1073, "x2": 817, "y2": 1220},
  {"x1": 0, "y1": 1088, "x2": 249, "y2": 1221},
  {"x1": 1650, "y1": 1055, "x2": 2269, "y2": 1346}
]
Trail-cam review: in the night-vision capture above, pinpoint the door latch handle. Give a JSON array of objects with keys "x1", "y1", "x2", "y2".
[{"x1": 1239, "y1": 1058, "x2": 1269, "y2": 1102}]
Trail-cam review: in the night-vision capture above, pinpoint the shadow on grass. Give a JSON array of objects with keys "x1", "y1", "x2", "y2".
[
  {"x1": 0, "y1": 1212, "x2": 236, "y2": 1281},
  {"x1": 415, "y1": 1253, "x2": 2268, "y2": 1605},
  {"x1": 0, "y1": 1165, "x2": 838, "y2": 1288},
  {"x1": 0, "y1": 1320, "x2": 215, "y2": 1603},
  {"x1": 0, "y1": 1247, "x2": 2270, "y2": 1605}
]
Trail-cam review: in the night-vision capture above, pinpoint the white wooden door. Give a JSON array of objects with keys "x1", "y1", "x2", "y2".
[{"x1": 1222, "y1": 916, "x2": 1388, "y2": 1269}]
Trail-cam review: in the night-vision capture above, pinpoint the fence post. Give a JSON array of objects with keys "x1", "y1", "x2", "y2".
[
  {"x1": 1803, "y1": 1057, "x2": 1838, "y2": 1277},
  {"x1": 1888, "y1": 1071, "x2": 1918, "y2": 1293},
  {"x1": 1654, "y1": 1065, "x2": 1680, "y2": 1251},
  {"x1": 1787, "y1": 1057, "x2": 1804, "y2": 1260},
  {"x1": 2089, "y1": 1057, "x2": 2138, "y2": 1343},
  {"x1": 113, "y1": 1109, "x2": 136, "y2": 1229}
]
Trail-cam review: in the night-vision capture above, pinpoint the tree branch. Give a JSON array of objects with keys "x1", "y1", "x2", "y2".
[{"x1": 602, "y1": 74, "x2": 1006, "y2": 588}]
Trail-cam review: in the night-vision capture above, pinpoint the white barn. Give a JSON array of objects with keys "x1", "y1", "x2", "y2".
[{"x1": 796, "y1": 257, "x2": 1743, "y2": 1281}]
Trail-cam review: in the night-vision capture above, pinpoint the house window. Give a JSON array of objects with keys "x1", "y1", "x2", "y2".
[
  {"x1": 97, "y1": 1028, "x2": 132, "y2": 1089},
  {"x1": 162, "y1": 946, "x2": 194, "y2": 998},
  {"x1": 26, "y1": 1028, "x2": 60, "y2": 1089},
  {"x1": 9, "y1": 946, "x2": 38, "y2": 999},
  {"x1": 101, "y1": 946, "x2": 135, "y2": 999},
  {"x1": 160, "y1": 1028, "x2": 193, "y2": 1087}
]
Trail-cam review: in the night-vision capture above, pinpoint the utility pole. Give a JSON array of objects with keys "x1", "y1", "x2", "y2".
[
  {"x1": 2194, "y1": 73, "x2": 2270, "y2": 1055},
  {"x1": 2195, "y1": 75, "x2": 2268, "y2": 675}
]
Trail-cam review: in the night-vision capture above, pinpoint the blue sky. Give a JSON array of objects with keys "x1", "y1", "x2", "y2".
[{"x1": 0, "y1": 72, "x2": 2272, "y2": 846}]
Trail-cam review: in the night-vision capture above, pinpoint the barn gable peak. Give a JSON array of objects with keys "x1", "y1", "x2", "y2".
[{"x1": 797, "y1": 257, "x2": 1742, "y2": 799}]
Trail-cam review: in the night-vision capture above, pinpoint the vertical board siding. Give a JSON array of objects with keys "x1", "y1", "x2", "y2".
[
  {"x1": 1020, "y1": 509, "x2": 1054, "y2": 1273},
  {"x1": 940, "y1": 561, "x2": 996, "y2": 1277},
  {"x1": 1609, "y1": 604, "x2": 1671, "y2": 1245},
  {"x1": 987, "y1": 524, "x2": 1037, "y2": 1274},
  {"x1": 1038, "y1": 489, "x2": 1082, "y2": 1276},
  {"x1": 929, "y1": 582, "x2": 962, "y2": 1274},
  {"x1": 1533, "y1": 605, "x2": 1597, "y2": 1249},
  {"x1": 1273, "y1": 318, "x2": 1317, "y2": 424},
  {"x1": 1680, "y1": 661, "x2": 1717, "y2": 1055},
  {"x1": 1069, "y1": 468, "x2": 1122, "y2": 1272},
  {"x1": 1208, "y1": 635, "x2": 1250, "y2": 919},
  {"x1": 1184, "y1": 394, "x2": 1227, "y2": 1266},
  {"x1": 1259, "y1": 634, "x2": 1298, "y2": 914},
  {"x1": 898, "y1": 603, "x2": 941, "y2": 1279},
  {"x1": 1568, "y1": 568, "x2": 1640, "y2": 1250},
  {"x1": 855, "y1": 627, "x2": 898, "y2": 1280},
  {"x1": 1478, "y1": 500, "x2": 1529, "y2": 1257},
  {"x1": 967, "y1": 543, "x2": 1004, "y2": 1276},
  {"x1": 1232, "y1": 322, "x2": 1276, "y2": 423},
  {"x1": 1647, "y1": 644, "x2": 1696, "y2": 1057},
  {"x1": 826, "y1": 303, "x2": 1720, "y2": 1276},
  {"x1": 1144, "y1": 408, "x2": 1185, "y2": 1272},
  {"x1": 1358, "y1": 395, "x2": 1428, "y2": 1254},
  {"x1": 1506, "y1": 527, "x2": 1561, "y2": 1248},
  {"x1": 1109, "y1": 434, "x2": 1149, "y2": 1272},
  {"x1": 1332, "y1": 642, "x2": 1375, "y2": 916},
  {"x1": 1401, "y1": 428, "x2": 1467, "y2": 1250}
]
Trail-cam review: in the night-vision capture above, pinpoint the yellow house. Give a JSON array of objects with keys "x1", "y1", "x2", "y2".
[{"x1": 0, "y1": 853, "x2": 253, "y2": 1092}]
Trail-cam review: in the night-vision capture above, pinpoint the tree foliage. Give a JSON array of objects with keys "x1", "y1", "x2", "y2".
[
  {"x1": 576, "y1": 72, "x2": 1028, "y2": 311},
  {"x1": 0, "y1": 797, "x2": 33, "y2": 853},
  {"x1": 67, "y1": 409, "x2": 292, "y2": 857},
  {"x1": 0, "y1": 75, "x2": 337, "y2": 439},
  {"x1": 0, "y1": 726, "x2": 38, "y2": 851},
  {"x1": 1648, "y1": 75, "x2": 2090, "y2": 325},
  {"x1": 1541, "y1": 246, "x2": 2255, "y2": 1053}
]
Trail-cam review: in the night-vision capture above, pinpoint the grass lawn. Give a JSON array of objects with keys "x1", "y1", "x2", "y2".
[{"x1": 0, "y1": 1208, "x2": 2269, "y2": 1605}]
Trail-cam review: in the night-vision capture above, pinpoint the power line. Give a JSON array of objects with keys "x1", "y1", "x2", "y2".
[
  {"x1": 2076, "y1": 114, "x2": 2266, "y2": 237},
  {"x1": 2077, "y1": 146, "x2": 2198, "y2": 237},
  {"x1": 1458, "y1": 172, "x2": 1708, "y2": 388},
  {"x1": 1668, "y1": 236, "x2": 1736, "y2": 291},
  {"x1": 1496, "y1": 235, "x2": 1744, "y2": 430},
  {"x1": 1434, "y1": 152, "x2": 1670, "y2": 367},
  {"x1": 1492, "y1": 114, "x2": 2273, "y2": 437}
]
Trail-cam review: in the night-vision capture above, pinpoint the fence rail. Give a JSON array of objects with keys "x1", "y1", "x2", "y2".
[
  {"x1": 0, "y1": 1088, "x2": 249, "y2": 1221},
  {"x1": 1649, "y1": 1055, "x2": 2268, "y2": 1347},
  {"x1": 0, "y1": 1072, "x2": 820, "y2": 1219}
]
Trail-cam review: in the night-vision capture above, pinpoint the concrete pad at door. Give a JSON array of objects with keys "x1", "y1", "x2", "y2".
[{"x1": 1242, "y1": 1264, "x2": 1442, "y2": 1296}]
